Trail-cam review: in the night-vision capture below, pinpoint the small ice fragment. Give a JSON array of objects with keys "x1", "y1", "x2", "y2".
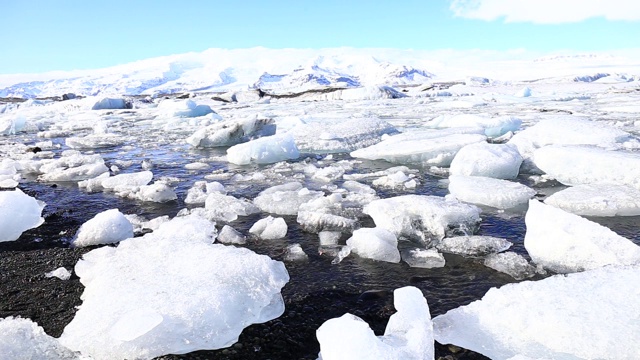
[{"x1": 45, "y1": 267, "x2": 72, "y2": 281}]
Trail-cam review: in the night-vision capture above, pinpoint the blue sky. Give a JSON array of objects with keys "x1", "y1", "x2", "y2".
[{"x1": 1, "y1": 0, "x2": 638, "y2": 74}]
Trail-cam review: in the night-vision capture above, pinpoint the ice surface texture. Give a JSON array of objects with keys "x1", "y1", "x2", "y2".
[
  {"x1": 524, "y1": 200, "x2": 640, "y2": 273},
  {"x1": 59, "y1": 215, "x2": 290, "y2": 359},
  {"x1": 433, "y1": 265, "x2": 640, "y2": 360},
  {"x1": 364, "y1": 195, "x2": 481, "y2": 246},
  {"x1": 0, "y1": 188, "x2": 45, "y2": 242},
  {"x1": 317, "y1": 286, "x2": 433, "y2": 360}
]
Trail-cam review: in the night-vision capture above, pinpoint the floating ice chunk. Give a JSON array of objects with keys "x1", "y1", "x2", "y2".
[
  {"x1": 351, "y1": 133, "x2": 486, "y2": 167},
  {"x1": 317, "y1": 286, "x2": 433, "y2": 360},
  {"x1": 0, "y1": 188, "x2": 45, "y2": 242},
  {"x1": 72, "y1": 209, "x2": 133, "y2": 247},
  {"x1": 249, "y1": 216, "x2": 288, "y2": 240},
  {"x1": 0, "y1": 116, "x2": 27, "y2": 135},
  {"x1": 346, "y1": 228, "x2": 400, "y2": 263},
  {"x1": 449, "y1": 142, "x2": 523, "y2": 179},
  {"x1": 372, "y1": 170, "x2": 414, "y2": 188},
  {"x1": 544, "y1": 183, "x2": 640, "y2": 216},
  {"x1": 253, "y1": 182, "x2": 324, "y2": 215},
  {"x1": 297, "y1": 195, "x2": 359, "y2": 233},
  {"x1": 45, "y1": 267, "x2": 72, "y2": 280},
  {"x1": 91, "y1": 97, "x2": 131, "y2": 110},
  {"x1": 515, "y1": 87, "x2": 532, "y2": 97},
  {"x1": 288, "y1": 117, "x2": 397, "y2": 154},
  {"x1": 184, "y1": 162, "x2": 210, "y2": 170},
  {"x1": 364, "y1": 195, "x2": 481, "y2": 246},
  {"x1": 199, "y1": 192, "x2": 260, "y2": 222},
  {"x1": 509, "y1": 117, "x2": 638, "y2": 161},
  {"x1": 319, "y1": 231, "x2": 342, "y2": 246},
  {"x1": 426, "y1": 114, "x2": 521, "y2": 138},
  {"x1": 157, "y1": 99, "x2": 214, "y2": 118},
  {"x1": 284, "y1": 243, "x2": 309, "y2": 262},
  {"x1": 101, "y1": 170, "x2": 153, "y2": 190},
  {"x1": 436, "y1": 235, "x2": 512, "y2": 257},
  {"x1": 484, "y1": 252, "x2": 536, "y2": 280},
  {"x1": 227, "y1": 133, "x2": 300, "y2": 165},
  {"x1": 59, "y1": 215, "x2": 289, "y2": 359},
  {"x1": 186, "y1": 116, "x2": 276, "y2": 147},
  {"x1": 125, "y1": 214, "x2": 169, "y2": 233},
  {"x1": 134, "y1": 183, "x2": 177, "y2": 203},
  {"x1": 533, "y1": 145, "x2": 640, "y2": 189},
  {"x1": 184, "y1": 181, "x2": 225, "y2": 205},
  {"x1": 448, "y1": 175, "x2": 536, "y2": 209},
  {"x1": 37, "y1": 153, "x2": 109, "y2": 182},
  {"x1": 524, "y1": 200, "x2": 640, "y2": 273},
  {"x1": 66, "y1": 133, "x2": 125, "y2": 150},
  {"x1": 433, "y1": 265, "x2": 640, "y2": 360},
  {"x1": 0, "y1": 317, "x2": 78, "y2": 359},
  {"x1": 216, "y1": 225, "x2": 246, "y2": 245},
  {"x1": 401, "y1": 248, "x2": 445, "y2": 268}
]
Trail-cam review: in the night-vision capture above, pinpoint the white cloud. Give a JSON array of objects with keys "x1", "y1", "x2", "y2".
[{"x1": 450, "y1": 0, "x2": 640, "y2": 23}]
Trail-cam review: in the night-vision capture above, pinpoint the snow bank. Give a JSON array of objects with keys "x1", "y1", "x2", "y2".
[
  {"x1": 351, "y1": 133, "x2": 486, "y2": 167},
  {"x1": 524, "y1": 200, "x2": 640, "y2": 273},
  {"x1": 227, "y1": 134, "x2": 300, "y2": 165},
  {"x1": 186, "y1": 116, "x2": 276, "y2": 148},
  {"x1": 448, "y1": 175, "x2": 536, "y2": 209},
  {"x1": 545, "y1": 183, "x2": 640, "y2": 216},
  {"x1": 60, "y1": 215, "x2": 289, "y2": 359},
  {"x1": 0, "y1": 188, "x2": 45, "y2": 242},
  {"x1": 363, "y1": 195, "x2": 481, "y2": 246},
  {"x1": 449, "y1": 142, "x2": 522, "y2": 179},
  {"x1": 433, "y1": 265, "x2": 640, "y2": 360},
  {"x1": 346, "y1": 228, "x2": 400, "y2": 263},
  {"x1": 317, "y1": 286, "x2": 433, "y2": 360},
  {"x1": 533, "y1": 145, "x2": 640, "y2": 189},
  {"x1": 288, "y1": 117, "x2": 397, "y2": 154},
  {"x1": 72, "y1": 209, "x2": 133, "y2": 247},
  {"x1": 0, "y1": 317, "x2": 78, "y2": 359},
  {"x1": 426, "y1": 114, "x2": 521, "y2": 138}
]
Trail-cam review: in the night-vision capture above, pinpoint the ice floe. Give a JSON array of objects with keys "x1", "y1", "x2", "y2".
[
  {"x1": 346, "y1": 227, "x2": 401, "y2": 263},
  {"x1": 401, "y1": 248, "x2": 446, "y2": 268},
  {"x1": 186, "y1": 116, "x2": 276, "y2": 147},
  {"x1": 157, "y1": 99, "x2": 214, "y2": 118},
  {"x1": 544, "y1": 183, "x2": 640, "y2": 216},
  {"x1": 227, "y1": 133, "x2": 300, "y2": 165},
  {"x1": 483, "y1": 252, "x2": 537, "y2": 280},
  {"x1": 426, "y1": 114, "x2": 521, "y2": 138},
  {"x1": 317, "y1": 286, "x2": 433, "y2": 360},
  {"x1": 524, "y1": 200, "x2": 640, "y2": 273},
  {"x1": 448, "y1": 175, "x2": 536, "y2": 209},
  {"x1": 216, "y1": 225, "x2": 247, "y2": 245},
  {"x1": 59, "y1": 215, "x2": 289, "y2": 359},
  {"x1": 363, "y1": 195, "x2": 481, "y2": 246},
  {"x1": 253, "y1": 182, "x2": 324, "y2": 215},
  {"x1": 0, "y1": 188, "x2": 45, "y2": 242},
  {"x1": 249, "y1": 216, "x2": 288, "y2": 240},
  {"x1": 449, "y1": 142, "x2": 523, "y2": 179},
  {"x1": 433, "y1": 265, "x2": 640, "y2": 360},
  {"x1": 436, "y1": 235, "x2": 512, "y2": 257}
]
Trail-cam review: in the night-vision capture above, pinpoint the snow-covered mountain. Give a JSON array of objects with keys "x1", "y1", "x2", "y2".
[{"x1": 0, "y1": 47, "x2": 638, "y2": 99}]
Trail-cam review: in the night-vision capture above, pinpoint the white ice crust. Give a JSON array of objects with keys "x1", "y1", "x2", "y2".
[
  {"x1": 524, "y1": 200, "x2": 640, "y2": 273},
  {"x1": 433, "y1": 265, "x2": 640, "y2": 360}
]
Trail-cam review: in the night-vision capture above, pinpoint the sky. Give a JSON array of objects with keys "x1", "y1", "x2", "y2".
[{"x1": 1, "y1": 0, "x2": 638, "y2": 74}]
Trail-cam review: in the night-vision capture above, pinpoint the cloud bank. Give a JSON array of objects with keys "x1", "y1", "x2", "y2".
[{"x1": 450, "y1": 0, "x2": 640, "y2": 23}]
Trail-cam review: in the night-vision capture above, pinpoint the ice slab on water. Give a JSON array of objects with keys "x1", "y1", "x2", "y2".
[
  {"x1": 36, "y1": 153, "x2": 109, "y2": 182},
  {"x1": 0, "y1": 188, "x2": 45, "y2": 242},
  {"x1": 524, "y1": 200, "x2": 640, "y2": 273},
  {"x1": 509, "y1": 117, "x2": 639, "y2": 160},
  {"x1": 227, "y1": 133, "x2": 300, "y2": 165},
  {"x1": 436, "y1": 235, "x2": 512, "y2": 257},
  {"x1": 433, "y1": 265, "x2": 640, "y2": 360},
  {"x1": 91, "y1": 97, "x2": 130, "y2": 110},
  {"x1": 186, "y1": 116, "x2": 276, "y2": 147},
  {"x1": 184, "y1": 181, "x2": 226, "y2": 205},
  {"x1": 284, "y1": 243, "x2": 309, "y2": 262},
  {"x1": 249, "y1": 216, "x2": 288, "y2": 240},
  {"x1": 202, "y1": 192, "x2": 260, "y2": 222},
  {"x1": 346, "y1": 227, "x2": 401, "y2": 263},
  {"x1": 317, "y1": 286, "x2": 433, "y2": 360},
  {"x1": 484, "y1": 252, "x2": 536, "y2": 280},
  {"x1": 0, "y1": 317, "x2": 78, "y2": 359},
  {"x1": 449, "y1": 142, "x2": 523, "y2": 179},
  {"x1": 157, "y1": 99, "x2": 214, "y2": 118},
  {"x1": 72, "y1": 209, "x2": 134, "y2": 247},
  {"x1": 544, "y1": 183, "x2": 640, "y2": 216},
  {"x1": 351, "y1": 133, "x2": 486, "y2": 167},
  {"x1": 216, "y1": 225, "x2": 247, "y2": 245},
  {"x1": 45, "y1": 267, "x2": 72, "y2": 281},
  {"x1": 364, "y1": 195, "x2": 481, "y2": 246},
  {"x1": 60, "y1": 215, "x2": 289, "y2": 360},
  {"x1": 448, "y1": 175, "x2": 536, "y2": 209},
  {"x1": 288, "y1": 117, "x2": 397, "y2": 154},
  {"x1": 253, "y1": 182, "x2": 324, "y2": 215},
  {"x1": 296, "y1": 192, "x2": 364, "y2": 233},
  {"x1": 533, "y1": 145, "x2": 640, "y2": 189},
  {"x1": 401, "y1": 248, "x2": 446, "y2": 268},
  {"x1": 426, "y1": 114, "x2": 521, "y2": 138}
]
